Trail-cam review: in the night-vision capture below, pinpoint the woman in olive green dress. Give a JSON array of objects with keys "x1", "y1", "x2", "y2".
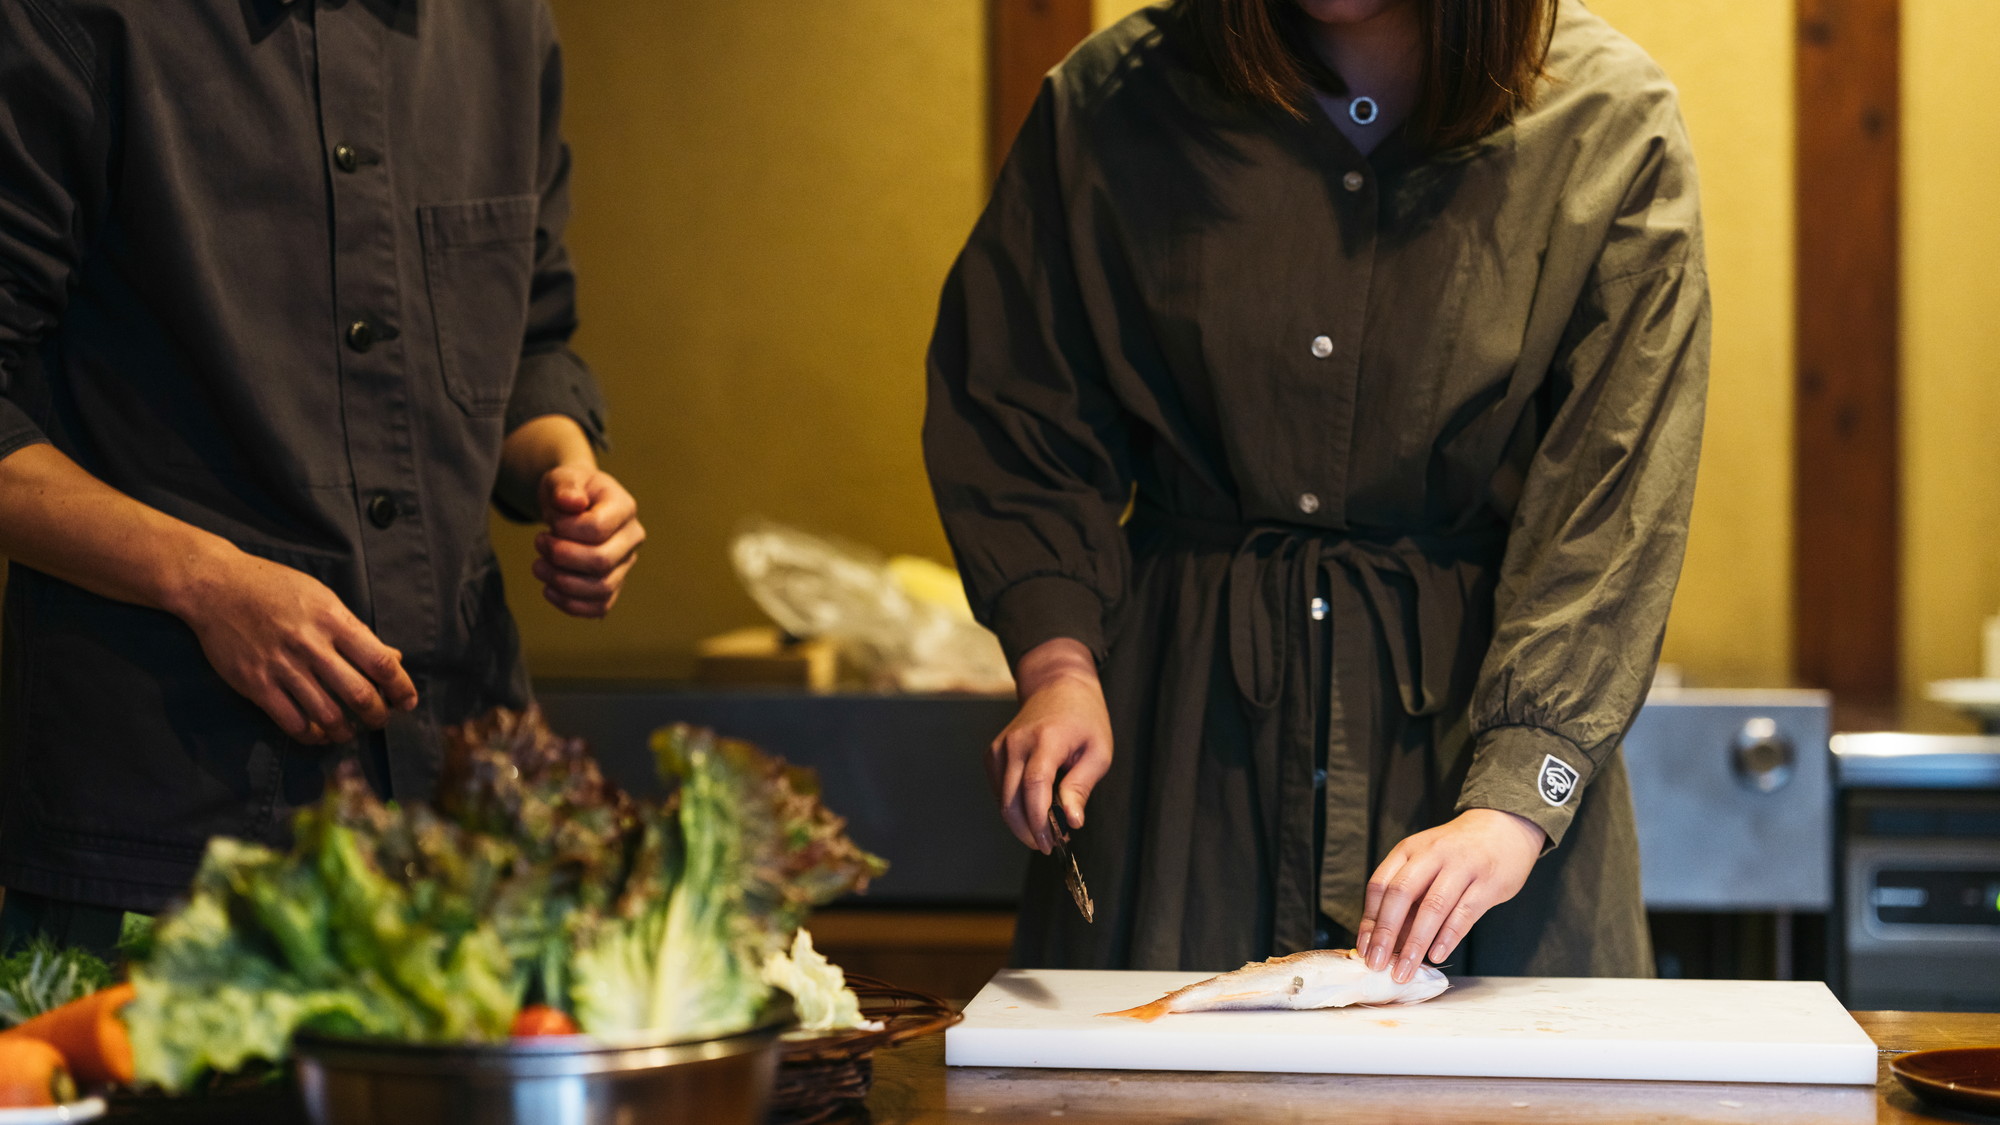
[{"x1": 924, "y1": 0, "x2": 1706, "y2": 978}]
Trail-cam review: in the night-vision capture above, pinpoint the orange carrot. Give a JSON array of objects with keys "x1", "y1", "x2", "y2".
[
  {"x1": 0, "y1": 1036, "x2": 74, "y2": 1107},
  {"x1": 1, "y1": 982, "x2": 134, "y2": 1086},
  {"x1": 510, "y1": 1004, "x2": 579, "y2": 1037}
]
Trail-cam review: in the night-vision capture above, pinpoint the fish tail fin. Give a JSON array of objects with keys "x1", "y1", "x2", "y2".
[{"x1": 1098, "y1": 999, "x2": 1173, "y2": 1022}]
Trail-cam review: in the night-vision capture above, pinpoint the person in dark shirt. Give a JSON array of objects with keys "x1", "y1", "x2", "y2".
[
  {"x1": 0, "y1": 0, "x2": 643, "y2": 952},
  {"x1": 927, "y1": 0, "x2": 1706, "y2": 976}
]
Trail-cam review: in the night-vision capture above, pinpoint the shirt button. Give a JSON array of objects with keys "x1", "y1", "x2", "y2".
[
  {"x1": 1314, "y1": 768, "x2": 1328, "y2": 788},
  {"x1": 1309, "y1": 596, "x2": 1328, "y2": 621},
  {"x1": 367, "y1": 492, "x2": 398, "y2": 529},
  {"x1": 334, "y1": 144, "x2": 360, "y2": 173},
  {"x1": 1297, "y1": 492, "x2": 1320, "y2": 515},
  {"x1": 1310, "y1": 335, "x2": 1333, "y2": 359},
  {"x1": 346, "y1": 319, "x2": 376, "y2": 352},
  {"x1": 1343, "y1": 170, "x2": 1365, "y2": 192},
  {"x1": 1314, "y1": 927, "x2": 1332, "y2": 947}
]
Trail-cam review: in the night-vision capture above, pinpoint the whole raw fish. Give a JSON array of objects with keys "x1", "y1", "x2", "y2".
[{"x1": 1101, "y1": 948, "x2": 1448, "y2": 1022}]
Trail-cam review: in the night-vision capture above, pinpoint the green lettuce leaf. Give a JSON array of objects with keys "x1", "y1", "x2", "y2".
[
  {"x1": 652, "y1": 724, "x2": 887, "y2": 956},
  {"x1": 761, "y1": 929, "x2": 873, "y2": 1032},
  {"x1": 124, "y1": 840, "x2": 411, "y2": 1091},
  {"x1": 568, "y1": 725, "x2": 886, "y2": 1040},
  {"x1": 127, "y1": 767, "x2": 529, "y2": 1090},
  {"x1": 126, "y1": 708, "x2": 887, "y2": 1089}
]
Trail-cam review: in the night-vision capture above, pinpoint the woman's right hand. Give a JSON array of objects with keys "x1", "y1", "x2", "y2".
[
  {"x1": 173, "y1": 549, "x2": 418, "y2": 745},
  {"x1": 990, "y1": 637, "x2": 1113, "y2": 854}
]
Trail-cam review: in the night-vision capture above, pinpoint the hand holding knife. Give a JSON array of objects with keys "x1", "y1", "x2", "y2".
[
  {"x1": 986, "y1": 636, "x2": 1111, "y2": 924},
  {"x1": 1048, "y1": 803, "x2": 1094, "y2": 923}
]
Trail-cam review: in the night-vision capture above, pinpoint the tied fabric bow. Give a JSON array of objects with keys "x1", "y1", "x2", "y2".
[{"x1": 1137, "y1": 505, "x2": 1503, "y2": 945}]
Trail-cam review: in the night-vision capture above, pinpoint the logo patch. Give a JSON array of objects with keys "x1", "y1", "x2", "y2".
[{"x1": 1537, "y1": 755, "x2": 1580, "y2": 807}]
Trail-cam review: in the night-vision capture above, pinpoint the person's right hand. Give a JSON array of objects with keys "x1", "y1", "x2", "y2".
[
  {"x1": 177, "y1": 550, "x2": 418, "y2": 745},
  {"x1": 989, "y1": 637, "x2": 1113, "y2": 854}
]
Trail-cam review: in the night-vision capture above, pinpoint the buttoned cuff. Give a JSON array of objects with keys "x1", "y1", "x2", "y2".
[
  {"x1": 987, "y1": 574, "x2": 1107, "y2": 668},
  {"x1": 506, "y1": 347, "x2": 608, "y2": 451},
  {"x1": 1455, "y1": 725, "x2": 1597, "y2": 852}
]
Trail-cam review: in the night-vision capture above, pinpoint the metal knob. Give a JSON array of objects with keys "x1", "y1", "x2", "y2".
[{"x1": 1730, "y1": 717, "x2": 1796, "y2": 793}]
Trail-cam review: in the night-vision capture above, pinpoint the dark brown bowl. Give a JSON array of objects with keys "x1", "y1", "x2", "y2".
[{"x1": 1891, "y1": 1047, "x2": 2000, "y2": 1117}]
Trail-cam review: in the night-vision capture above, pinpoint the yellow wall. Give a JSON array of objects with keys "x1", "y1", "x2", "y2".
[
  {"x1": 519, "y1": 0, "x2": 1798, "y2": 689},
  {"x1": 1095, "y1": 0, "x2": 1155, "y2": 24},
  {"x1": 1902, "y1": 1, "x2": 2000, "y2": 729},
  {"x1": 509, "y1": 1, "x2": 984, "y2": 677}
]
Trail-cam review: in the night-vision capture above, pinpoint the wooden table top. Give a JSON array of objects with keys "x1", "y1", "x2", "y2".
[{"x1": 857, "y1": 1010, "x2": 2000, "y2": 1124}]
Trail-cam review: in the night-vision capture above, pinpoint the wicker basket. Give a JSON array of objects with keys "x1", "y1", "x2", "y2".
[{"x1": 765, "y1": 975, "x2": 962, "y2": 1124}]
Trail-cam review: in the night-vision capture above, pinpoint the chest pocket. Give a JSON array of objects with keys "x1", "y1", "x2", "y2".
[{"x1": 418, "y1": 195, "x2": 538, "y2": 416}]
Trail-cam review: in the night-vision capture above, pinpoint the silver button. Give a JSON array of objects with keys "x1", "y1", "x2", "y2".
[
  {"x1": 1314, "y1": 768, "x2": 1328, "y2": 788},
  {"x1": 1309, "y1": 596, "x2": 1328, "y2": 621},
  {"x1": 1343, "y1": 170, "x2": 1365, "y2": 192},
  {"x1": 1297, "y1": 492, "x2": 1320, "y2": 515},
  {"x1": 1310, "y1": 335, "x2": 1333, "y2": 359}
]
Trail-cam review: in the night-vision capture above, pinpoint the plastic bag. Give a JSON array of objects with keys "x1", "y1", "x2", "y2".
[{"x1": 730, "y1": 519, "x2": 1014, "y2": 694}]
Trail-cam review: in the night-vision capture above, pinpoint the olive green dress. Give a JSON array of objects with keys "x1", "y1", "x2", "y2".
[{"x1": 924, "y1": 0, "x2": 1708, "y2": 975}]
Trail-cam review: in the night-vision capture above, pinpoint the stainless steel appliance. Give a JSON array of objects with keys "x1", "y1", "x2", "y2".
[
  {"x1": 1835, "y1": 733, "x2": 2000, "y2": 1010},
  {"x1": 1623, "y1": 689, "x2": 1834, "y2": 915}
]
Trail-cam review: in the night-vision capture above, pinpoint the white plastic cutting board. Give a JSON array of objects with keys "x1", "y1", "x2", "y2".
[{"x1": 946, "y1": 970, "x2": 1878, "y2": 1085}]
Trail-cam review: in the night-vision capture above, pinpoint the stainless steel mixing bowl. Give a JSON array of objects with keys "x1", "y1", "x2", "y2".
[{"x1": 293, "y1": 1009, "x2": 790, "y2": 1125}]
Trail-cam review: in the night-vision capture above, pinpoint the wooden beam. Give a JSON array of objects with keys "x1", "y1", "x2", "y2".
[
  {"x1": 1794, "y1": 0, "x2": 1901, "y2": 729},
  {"x1": 988, "y1": 0, "x2": 1095, "y2": 176}
]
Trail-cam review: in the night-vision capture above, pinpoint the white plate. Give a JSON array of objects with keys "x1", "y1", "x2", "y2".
[{"x1": 0, "y1": 1099, "x2": 106, "y2": 1123}]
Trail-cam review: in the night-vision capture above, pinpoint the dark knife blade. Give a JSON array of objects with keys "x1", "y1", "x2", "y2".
[{"x1": 1048, "y1": 806, "x2": 1094, "y2": 923}]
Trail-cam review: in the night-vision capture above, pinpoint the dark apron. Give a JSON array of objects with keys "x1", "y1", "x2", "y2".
[{"x1": 1011, "y1": 504, "x2": 1652, "y2": 976}]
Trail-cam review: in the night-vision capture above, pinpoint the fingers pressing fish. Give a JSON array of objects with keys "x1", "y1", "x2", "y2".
[{"x1": 1100, "y1": 948, "x2": 1448, "y2": 1022}]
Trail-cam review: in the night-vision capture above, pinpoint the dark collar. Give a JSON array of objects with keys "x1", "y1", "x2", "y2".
[
  {"x1": 244, "y1": 0, "x2": 417, "y2": 41},
  {"x1": 242, "y1": 0, "x2": 295, "y2": 40}
]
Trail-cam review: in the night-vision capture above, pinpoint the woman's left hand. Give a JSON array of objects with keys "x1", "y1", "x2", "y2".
[{"x1": 1355, "y1": 808, "x2": 1546, "y2": 982}]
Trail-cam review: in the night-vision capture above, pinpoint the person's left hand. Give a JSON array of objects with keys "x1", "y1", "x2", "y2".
[
  {"x1": 1355, "y1": 808, "x2": 1545, "y2": 983},
  {"x1": 531, "y1": 465, "x2": 644, "y2": 618}
]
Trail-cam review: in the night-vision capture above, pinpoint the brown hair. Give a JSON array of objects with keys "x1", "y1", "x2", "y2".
[{"x1": 1176, "y1": 0, "x2": 1558, "y2": 149}]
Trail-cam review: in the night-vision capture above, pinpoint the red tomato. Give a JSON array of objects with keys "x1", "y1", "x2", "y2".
[{"x1": 510, "y1": 1005, "x2": 580, "y2": 1037}]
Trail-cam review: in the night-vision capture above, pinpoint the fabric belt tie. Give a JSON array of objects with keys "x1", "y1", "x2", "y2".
[{"x1": 1130, "y1": 503, "x2": 1505, "y2": 946}]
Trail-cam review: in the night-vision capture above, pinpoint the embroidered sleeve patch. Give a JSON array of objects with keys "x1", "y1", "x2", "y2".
[{"x1": 1538, "y1": 754, "x2": 1580, "y2": 807}]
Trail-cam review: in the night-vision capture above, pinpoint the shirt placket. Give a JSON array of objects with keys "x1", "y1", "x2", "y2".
[
  {"x1": 1312, "y1": 159, "x2": 1381, "y2": 940},
  {"x1": 312, "y1": 1, "x2": 441, "y2": 798},
  {"x1": 1318, "y1": 163, "x2": 1375, "y2": 527}
]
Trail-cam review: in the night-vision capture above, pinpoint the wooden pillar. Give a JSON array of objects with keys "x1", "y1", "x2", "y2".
[
  {"x1": 987, "y1": 0, "x2": 1095, "y2": 176},
  {"x1": 1794, "y1": 0, "x2": 1901, "y2": 730}
]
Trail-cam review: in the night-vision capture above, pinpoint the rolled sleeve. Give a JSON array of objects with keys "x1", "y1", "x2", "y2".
[
  {"x1": 505, "y1": 347, "x2": 607, "y2": 449},
  {"x1": 0, "y1": 0, "x2": 108, "y2": 463},
  {"x1": 0, "y1": 399, "x2": 46, "y2": 463}
]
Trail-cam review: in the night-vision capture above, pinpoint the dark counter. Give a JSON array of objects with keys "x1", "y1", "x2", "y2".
[
  {"x1": 534, "y1": 681, "x2": 1023, "y2": 905},
  {"x1": 861, "y1": 1010, "x2": 2000, "y2": 1124}
]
